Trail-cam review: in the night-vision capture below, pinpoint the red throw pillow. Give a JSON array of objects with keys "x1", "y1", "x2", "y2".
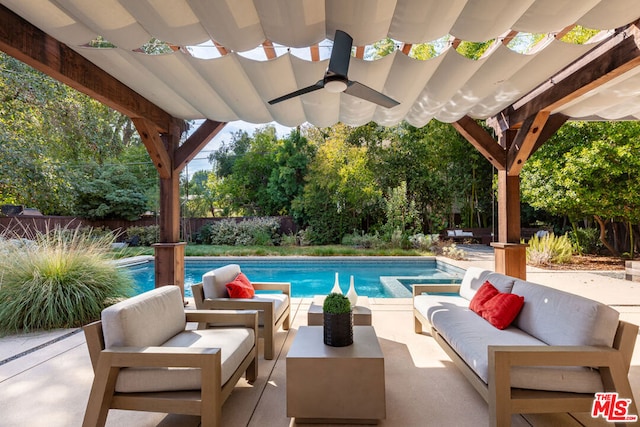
[
  {"x1": 469, "y1": 281, "x2": 499, "y2": 314},
  {"x1": 226, "y1": 274, "x2": 255, "y2": 299},
  {"x1": 236, "y1": 272, "x2": 252, "y2": 287},
  {"x1": 480, "y1": 293, "x2": 525, "y2": 330}
]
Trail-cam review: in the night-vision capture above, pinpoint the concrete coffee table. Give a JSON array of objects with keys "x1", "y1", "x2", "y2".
[
  {"x1": 286, "y1": 325, "x2": 386, "y2": 424},
  {"x1": 307, "y1": 295, "x2": 372, "y2": 326}
]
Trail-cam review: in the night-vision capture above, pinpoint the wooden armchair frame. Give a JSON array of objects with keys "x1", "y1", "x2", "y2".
[
  {"x1": 192, "y1": 281, "x2": 291, "y2": 360},
  {"x1": 83, "y1": 310, "x2": 259, "y2": 427}
]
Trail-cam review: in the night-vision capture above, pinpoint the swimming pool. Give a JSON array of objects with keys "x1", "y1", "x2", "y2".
[{"x1": 125, "y1": 257, "x2": 465, "y2": 298}]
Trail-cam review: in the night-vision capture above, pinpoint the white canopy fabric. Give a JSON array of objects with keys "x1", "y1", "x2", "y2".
[{"x1": 3, "y1": 0, "x2": 640, "y2": 127}]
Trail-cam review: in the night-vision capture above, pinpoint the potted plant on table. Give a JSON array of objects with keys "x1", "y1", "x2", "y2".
[{"x1": 323, "y1": 292, "x2": 353, "y2": 346}]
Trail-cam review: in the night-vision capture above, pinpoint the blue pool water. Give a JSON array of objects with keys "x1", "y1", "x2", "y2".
[{"x1": 125, "y1": 257, "x2": 464, "y2": 298}]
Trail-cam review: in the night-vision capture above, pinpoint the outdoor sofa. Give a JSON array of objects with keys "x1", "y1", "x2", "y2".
[
  {"x1": 413, "y1": 267, "x2": 638, "y2": 426},
  {"x1": 192, "y1": 264, "x2": 291, "y2": 360},
  {"x1": 83, "y1": 285, "x2": 258, "y2": 427}
]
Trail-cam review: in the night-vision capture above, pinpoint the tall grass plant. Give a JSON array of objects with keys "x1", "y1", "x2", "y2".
[{"x1": 0, "y1": 226, "x2": 134, "y2": 333}]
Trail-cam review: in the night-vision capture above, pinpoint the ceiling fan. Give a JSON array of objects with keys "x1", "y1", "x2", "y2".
[{"x1": 268, "y1": 30, "x2": 400, "y2": 108}]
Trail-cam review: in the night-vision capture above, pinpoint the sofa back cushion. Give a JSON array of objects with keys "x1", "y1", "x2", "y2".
[
  {"x1": 203, "y1": 264, "x2": 241, "y2": 299},
  {"x1": 102, "y1": 286, "x2": 186, "y2": 348},
  {"x1": 511, "y1": 280, "x2": 620, "y2": 347},
  {"x1": 459, "y1": 268, "x2": 515, "y2": 301}
]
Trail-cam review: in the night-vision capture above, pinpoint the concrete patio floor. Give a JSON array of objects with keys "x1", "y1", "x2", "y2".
[{"x1": 0, "y1": 246, "x2": 638, "y2": 427}]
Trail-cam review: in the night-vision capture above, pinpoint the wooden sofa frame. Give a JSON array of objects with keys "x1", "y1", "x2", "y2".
[
  {"x1": 413, "y1": 284, "x2": 639, "y2": 427},
  {"x1": 83, "y1": 310, "x2": 258, "y2": 427},
  {"x1": 192, "y1": 282, "x2": 291, "y2": 360}
]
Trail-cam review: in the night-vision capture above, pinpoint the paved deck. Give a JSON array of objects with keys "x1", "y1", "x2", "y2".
[{"x1": 0, "y1": 246, "x2": 638, "y2": 426}]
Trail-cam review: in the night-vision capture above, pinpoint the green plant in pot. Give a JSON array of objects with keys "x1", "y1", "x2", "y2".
[{"x1": 323, "y1": 292, "x2": 353, "y2": 347}]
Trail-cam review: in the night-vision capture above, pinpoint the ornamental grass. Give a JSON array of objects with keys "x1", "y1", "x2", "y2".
[{"x1": 0, "y1": 225, "x2": 133, "y2": 334}]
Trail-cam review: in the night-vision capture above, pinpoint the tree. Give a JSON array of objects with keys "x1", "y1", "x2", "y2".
[
  {"x1": 294, "y1": 124, "x2": 383, "y2": 244},
  {"x1": 267, "y1": 129, "x2": 315, "y2": 215},
  {"x1": 0, "y1": 52, "x2": 146, "y2": 215},
  {"x1": 74, "y1": 164, "x2": 148, "y2": 220},
  {"x1": 521, "y1": 121, "x2": 640, "y2": 256}
]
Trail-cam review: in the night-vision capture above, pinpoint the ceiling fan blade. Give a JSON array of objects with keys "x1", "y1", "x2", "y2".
[
  {"x1": 327, "y1": 30, "x2": 353, "y2": 77},
  {"x1": 344, "y1": 81, "x2": 400, "y2": 108},
  {"x1": 268, "y1": 81, "x2": 324, "y2": 105}
]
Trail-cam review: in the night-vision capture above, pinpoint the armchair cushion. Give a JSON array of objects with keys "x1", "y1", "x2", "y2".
[
  {"x1": 114, "y1": 328, "x2": 255, "y2": 393},
  {"x1": 254, "y1": 293, "x2": 289, "y2": 325},
  {"x1": 102, "y1": 285, "x2": 186, "y2": 348},
  {"x1": 203, "y1": 264, "x2": 241, "y2": 299}
]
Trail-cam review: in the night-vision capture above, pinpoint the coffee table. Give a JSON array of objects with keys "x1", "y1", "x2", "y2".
[
  {"x1": 286, "y1": 325, "x2": 386, "y2": 424},
  {"x1": 307, "y1": 295, "x2": 372, "y2": 326}
]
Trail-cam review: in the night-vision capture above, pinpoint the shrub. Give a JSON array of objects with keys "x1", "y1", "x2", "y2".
[
  {"x1": 441, "y1": 243, "x2": 466, "y2": 260},
  {"x1": 526, "y1": 232, "x2": 572, "y2": 265},
  {"x1": 196, "y1": 217, "x2": 281, "y2": 246},
  {"x1": 0, "y1": 226, "x2": 134, "y2": 333},
  {"x1": 280, "y1": 232, "x2": 297, "y2": 246},
  {"x1": 125, "y1": 225, "x2": 159, "y2": 246},
  {"x1": 323, "y1": 293, "x2": 351, "y2": 314},
  {"x1": 409, "y1": 233, "x2": 437, "y2": 251},
  {"x1": 341, "y1": 231, "x2": 382, "y2": 249},
  {"x1": 568, "y1": 227, "x2": 601, "y2": 255}
]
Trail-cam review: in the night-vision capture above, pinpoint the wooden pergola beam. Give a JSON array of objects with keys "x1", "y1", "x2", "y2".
[
  {"x1": 0, "y1": 5, "x2": 174, "y2": 133},
  {"x1": 452, "y1": 116, "x2": 506, "y2": 170},
  {"x1": 174, "y1": 120, "x2": 227, "y2": 173},
  {"x1": 310, "y1": 44, "x2": 320, "y2": 61},
  {"x1": 132, "y1": 118, "x2": 172, "y2": 179},
  {"x1": 506, "y1": 111, "x2": 550, "y2": 175},
  {"x1": 504, "y1": 23, "x2": 640, "y2": 128},
  {"x1": 262, "y1": 40, "x2": 277, "y2": 60}
]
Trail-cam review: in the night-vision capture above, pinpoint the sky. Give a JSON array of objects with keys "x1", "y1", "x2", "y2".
[{"x1": 184, "y1": 120, "x2": 294, "y2": 176}]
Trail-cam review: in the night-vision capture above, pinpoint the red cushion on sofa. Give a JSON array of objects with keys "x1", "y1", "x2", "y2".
[
  {"x1": 481, "y1": 293, "x2": 525, "y2": 330},
  {"x1": 469, "y1": 281, "x2": 499, "y2": 314},
  {"x1": 225, "y1": 274, "x2": 255, "y2": 299}
]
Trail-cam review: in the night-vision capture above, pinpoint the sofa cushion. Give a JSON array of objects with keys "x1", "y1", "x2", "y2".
[
  {"x1": 459, "y1": 268, "x2": 515, "y2": 301},
  {"x1": 203, "y1": 264, "x2": 241, "y2": 299},
  {"x1": 114, "y1": 327, "x2": 255, "y2": 392},
  {"x1": 414, "y1": 294, "x2": 470, "y2": 326},
  {"x1": 431, "y1": 306, "x2": 604, "y2": 393},
  {"x1": 511, "y1": 280, "x2": 619, "y2": 347},
  {"x1": 102, "y1": 286, "x2": 186, "y2": 349}
]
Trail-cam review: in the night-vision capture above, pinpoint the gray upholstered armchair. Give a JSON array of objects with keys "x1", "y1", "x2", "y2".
[{"x1": 191, "y1": 264, "x2": 291, "y2": 360}]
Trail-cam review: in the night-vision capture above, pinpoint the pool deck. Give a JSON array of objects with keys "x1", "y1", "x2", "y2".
[{"x1": 1, "y1": 245, "x2": 639, "y2": 426}]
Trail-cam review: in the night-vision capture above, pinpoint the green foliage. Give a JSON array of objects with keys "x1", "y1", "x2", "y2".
[
  {"x1": 521, "y1": 121, "x2": 640, "y2": 255},
  {"x1": 568, "y1": 227, "x2": 601, "y2": 255},
  {"x1": 525, "y1": 233, "x2": 573, "y2": 265},
  {"x1": 341, "y1": 231, "x2": 383, "y2": 249},
  {"x1": 0, "y1": 226, "x2": 134, "y2": 333},
  {"x1": 322, "y1": 293, "x2": 352, "y2": 314},
  {"x1": 383, "y1": 181, "x2": 419, "y2": 236},
  {"x1": 456, "y1": 40, "x2": 495, "y2": 60},
  {"x1": 74, "y1": 164, "x2": 148, "y2": 220},
  {"x1": 560, "y1": 26, "x2": 600, "y2": 44},
  {"x1": 125, "y1": 225, "x2": 159, "y2": 246},
  {"x1": 0, "y1": 52, "x2": 140, "y2": 215}
]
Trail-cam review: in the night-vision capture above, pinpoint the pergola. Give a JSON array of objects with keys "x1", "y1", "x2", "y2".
[{"x1": 2, "y1": 1, "x2": 640, "y2": 290}]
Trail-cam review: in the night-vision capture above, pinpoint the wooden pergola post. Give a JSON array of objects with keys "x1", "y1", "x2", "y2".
[{"x1": 134, "y1": 118, "x2": 227, "y2": 291}]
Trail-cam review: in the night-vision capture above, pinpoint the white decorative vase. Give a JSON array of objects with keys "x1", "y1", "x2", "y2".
[
  {"x1": 346, "y1": 275, "x2": 358, "y2": 307},
  {"x1": 330, "y1": 272, "x2": 342, "y2": 294}
]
